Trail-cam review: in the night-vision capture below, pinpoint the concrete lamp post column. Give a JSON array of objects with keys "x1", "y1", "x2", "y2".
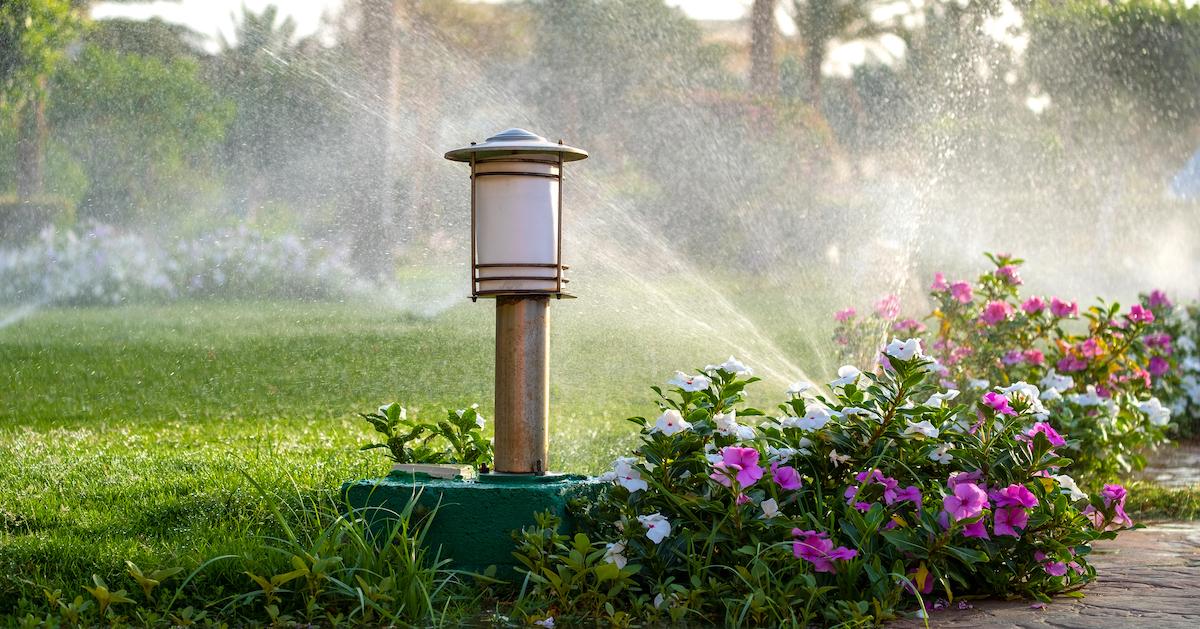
[{"x1": 342, "y1": 129, "x2": 601, "y2": 575}]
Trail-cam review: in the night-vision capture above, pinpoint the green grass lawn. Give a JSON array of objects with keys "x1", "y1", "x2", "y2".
[{"x1": 0, "y1": 299, "x2": 819, "y2": 608}]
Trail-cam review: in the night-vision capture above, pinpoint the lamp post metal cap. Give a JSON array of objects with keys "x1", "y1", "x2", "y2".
[{"x1": 444, "y1": 128, "x2": 588, "y2": 163}]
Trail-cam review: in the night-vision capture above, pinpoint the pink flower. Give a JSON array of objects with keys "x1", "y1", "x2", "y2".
[
  {"x1": 1078, "y1": 338, "x2": 1101, "y2": 359},
  {"x1": 736, "y1": 493, "x2": 751, "y2": 505},
  {"x1": 1145, "y1": 333, "x2": 1173, "y2": 353},
  {"x1": 1050, "y1": 298, "x2": 1078, "y2": 318},
  {"x1": 834, "y1": 307, "x2": 856, "y2": 323},
  {"x1": 1002, "y1": 350, "x2": 1024, "y2": 365},
  {"x1": 1023, "y1": 349, "x2": 1045, "y2": 366},
  {"x1": 892, "y1": 318, "x2": 927, "y2": 334},
  {"x1": 792, "y1": 529, "x2": 857, "y2": 573},
  {"x1": 770, "y1": 462, "x2": 802, "y2": 491},
  {"x1": 946, "y1": 470, "x2": 983, "y2": 490},
  {"x1": 1022, "y1": 297, "x2": 1046, "y2": 314},
  {"x1": 1148, "y1": 290, "x2": 1172, "y2": 309},
  {"x1": 1101, "y1": 483, "x2": 1126, "y2": 504},
  {"x1": 875, "y1": 294, "x2": 901, "y2": 319},
  {"x1": 980, "y1": 301, "x2": 1014, "y2": 325},
  {"x1": 1056, "y1": 355, "x2": 1088, "y2": 373},
  {"x1": 950, "y1": 281, "x2": 974, "y2": 304},
  {"x1": 993, "y1": 507, "x2": 1028, "y2": 537},
  {"x1": 996, "y1": 265, "x2": 1023, "y2": 285},
  {"x1": 931, "y1": 272, "x2": 949, "y2": 292},
  {"x1": 942, "y1": 482, "x2": 989, "y2": 521},
  {"x1": 982, "y1": 391, "x2": 1017, "y2": 416},
  {"x1": 990, "y1": 483, "x2": 1038, "y2": 509},
  {"x1": 893, "y1": 485, "x2": 922, "y2": 506},
  {"x1": 962, "y1": 520, "x2": 990, "y2": 539},
  {"x1": 1023, "y1": 422, "x2": 1066, "y2": 447},
  {"x1": 710, "y1": 446, "x2": 764, "y2": 488},
  {"x1": 1148, "y1": 356, "x2": 1169, "y2": 377},
  {"x1": 1128, "y1": 304, "x2": 1155, "y2": 324},
  {"x1": 1035, "y1": 551, "x2": 1068, "y2": 576}
]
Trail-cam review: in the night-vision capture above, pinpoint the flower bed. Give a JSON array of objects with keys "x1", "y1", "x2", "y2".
[
  {"x1": 513, "y1": 352, "x2": 1134, "y2": 626},
  {"x1": 833, "y1": 254, "x2": 1177, "y2": 479}
]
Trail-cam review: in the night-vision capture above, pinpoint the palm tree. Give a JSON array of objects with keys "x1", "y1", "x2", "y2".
[{"x1": 791, "y1": 0, "x2": 881, "y2": 111}]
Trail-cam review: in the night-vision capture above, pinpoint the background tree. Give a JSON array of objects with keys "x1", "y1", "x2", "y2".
[{"x1": 750, "y1": 0, "x2": 779, "y2": 96}]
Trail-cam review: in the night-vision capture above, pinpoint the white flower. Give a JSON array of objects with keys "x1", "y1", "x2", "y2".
[
  {"x1": 929, "y1": 443, "x2": 954, "y2": 464},
  {"x1": 713, "y1": 410, "x2": 755, "y2": 440},
  {"x1": 637, "y1": 513, "x2": 671, "y2": 544},
  {"x1": 926, "y1": 389, "x2": 960, "y2": 408},
  {"x1": 534, "y1": 618, "x2": 555, "y2": 628},
  {"x1": 787, "y1": 380, "x2": 814, "y2": 397},
  {"x1": 1040, "y1": 387, "x2": 1062, "y2": 402},
  {"x1": 923, "y1": 356, "x2": 949, "y2": 375},
  {"x1": 884, "y1": 337, "x2": 923, "y2": 361},
  {"x1": 1138, "y1": 397, "x2": 1172, "y2": 427},
  {"x1": 1068, "y1": 385, "x2": 1104, "y2": 407},
  {"x1": 472, "y1": 408, "x2": 487, "y2": 430},
  {"x1": 1040, "y1": 369, "x2": 1075, "y2": 394},
  {"x1": 798, "y1": 405, "x2": 834, "y2": 430},
  {"x1": 668, "y1": 371, "x2": 711, "y2": 392},
  {"x1": 998, "y1": 381, "x2": 1048, "y2": 419},
  {"x1": 1051, "y1": 474, "x2": 1087, "y2": 501},
  {"x1": 603, "y1": 541, "x2": 628, "y2": 568},
  {"x1": 829, "y1": 450, "x2": 851, "y2": 466},
  {"x1": 903, "y1": 419, "x2": 940, "y2": 439},
  {"x1": 703, "y1": 442, "x2": 722, "y2": 464},
  {"x1": 706, "y1": 356, "x2": 752, "y2": 376},
  {"x1": 829, "y1": 365, "x2": 861, "y2": 388},
  {"x1": 651, "y1": 409, "x2": 692, "y2": 436},
  {"x1": 653, "y1": 593, "x2": 666, "y2": 609},
  {"x1": 760, "y1": 498, "x2": 780, "y2": 519},
  {"x1": 612, "y1": 457, "x2": 648, "y2": 493},
  {"x1": 967, "y1": 378, "x2": 990, "y2": 390},
  {"x1": 1179, "y1": 335, "x2": 1197, "y2": 353}
]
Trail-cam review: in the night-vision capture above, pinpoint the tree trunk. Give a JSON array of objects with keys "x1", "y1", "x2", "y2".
[
  {"x1": 805, "y1": 42, "x2": 824, "y2": 112},
  {"x1": 749, "y1": 0, "x2": 778, "y2": 96},
  {"x1": 15, "y1": 78, "x2": 47, "y2": 203}
]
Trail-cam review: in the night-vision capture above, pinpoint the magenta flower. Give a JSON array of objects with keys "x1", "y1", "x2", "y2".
[
  {"x1": 1002, "y1": 350, "x2": 1024, "y2": 366},
  {"x1": 996, "y1": 265, "x2": 1023, "y2": 285},
  {"x1": 834, "y1": 307, "x2": 856, "y2": 323},
  {"x1": 736, "y1": 493, "x2": 751, "y2": 505},
  {"x1": 1148, "y1": 289, "x2": 1172, "y2": 309},
  {"x1": 982, "y1": 391, "x2": 1017, "y2": 416},
  {"x1": 1023, "y1": 349, "x2": 1045, "y2": 366},
  {"x1": 993, "y1": 507, "x2": 1029, "y2": 537},
  {"x1": 980, "y1": 300, "x2": 1014, "y2": 325},
  {"x1": 875, "y1": 294, "x2": 901, "y2": 319},
  {"x1": 893, "y1": 485, "x2": 922, "y2": 506},
  {"x1": 990, "y1": 483, "x2": 1038, "y2": 509},
  {"x1": 771, "y1": 462, "x2": 802, "y2": 491},
  {"x1": 942, "y1": 482, "x2": 989, "y2": 521},
  {"x1": 1085, "y1": 482, "x2": 1134, "y2": 531},
  {"x1": 1101, "y1": 483, "x2": 1126, "y2": 504},
  {"x1": 1145, "y1": 333, "x2": 1173, "y2": 353},
  {"x1": 710, "y1": 446, "x2": 764, "y2": 488},
  {"x1": 1050, "y1": 298, "x2": 1078, "y2": 318},
  {"x1": 792, "y1": 529, "x2": 857, "y2": 573},
  {"x1": 1056, "y1": 355, "x2": 1088, "y2": 373},
  {"x1": 1022, "y1": 296, "x2": 1046, "y2": 314},
  {"x1": 950, "y1": 281, "x2": 973, "y2": 304},
  {"x1": 1148, "y1": 356, "x2": 1170, "y2": 377},
  {"x1": 1023, "y1": 422, "x2": 1066, "y2": 448},
  {"x1": 1078, "y1": 338, "x2": 1101, "y2": 359},
  {"x1": 1127, "y1": 304, "x2": 1155, "y2": 324},
  {"x1": 892, "y1": 318, "x2": 927, "y2": 334},
  {"x1": 946, "y1": 470, "x2": 983, "y2": 490},
  {"x1": 931, "y1": 272, "x2": 949, "y2": 291},
  {"x1": 1035, "y1": 551, "x2": 1068, "y2": 576},
  {"x1": 962, "y1": 520, "x2": 990, "y2": 539}
]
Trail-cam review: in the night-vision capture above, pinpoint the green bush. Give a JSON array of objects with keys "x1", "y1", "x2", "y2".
[{"x1": 0, "y1": 195, "x2": 74, "y2": 242}]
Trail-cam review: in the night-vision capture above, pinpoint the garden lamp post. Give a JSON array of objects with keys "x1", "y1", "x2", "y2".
[{"x1": 445, "y1": 128, "x2": 588, "y2": 474}]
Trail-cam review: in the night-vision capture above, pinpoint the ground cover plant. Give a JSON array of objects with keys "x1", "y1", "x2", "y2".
[
  {"x1": 514, "y1": 350, "x2": 1136, "y2": 626},
  {"x1": 833, "y1": 254, "x2": 1179, "y2": 481}
]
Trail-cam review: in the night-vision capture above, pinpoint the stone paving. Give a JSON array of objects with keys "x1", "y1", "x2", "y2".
[{"x1": 890, "y1": 521, "x2": 1200, "y2": 628}]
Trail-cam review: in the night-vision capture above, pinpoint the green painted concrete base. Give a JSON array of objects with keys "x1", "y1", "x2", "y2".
[{"x1": 341, "y1": 471, "x2": 603, "y2": 576}]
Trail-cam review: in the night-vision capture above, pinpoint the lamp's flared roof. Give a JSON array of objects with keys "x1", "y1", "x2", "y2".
[{"x1": 444, "y1": 128, "x2": 588, "y2": 163}]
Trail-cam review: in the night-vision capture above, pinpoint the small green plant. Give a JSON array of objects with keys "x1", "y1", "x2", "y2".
[{"x1": 359, "y1": 402, "x2": 493, "y2": 469}]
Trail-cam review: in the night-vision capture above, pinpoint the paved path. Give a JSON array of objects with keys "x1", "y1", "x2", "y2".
[{"x1": 890, "y1": 521, "x2": 1200, "y2": 628}]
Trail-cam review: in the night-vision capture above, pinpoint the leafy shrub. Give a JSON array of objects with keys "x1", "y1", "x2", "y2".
[
  {"x1": 359, "y1": 402, "x2": 494, "y2": 469},
  {"x1": 0, "y1": 196, "x2": 75, "y2": 243},
  {"x1": 529, "y1": 354, "x2": 1132, "y2": 626},
  {"x1": 835, "y1": 254, "x2": 1175, "y2": 479},
  {"x1": 0, "y1": 221, "x2": 362, "y2": 305},
  {"x1": 1163, "y1": 301, "x2": 1200, "y2": 435}
]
